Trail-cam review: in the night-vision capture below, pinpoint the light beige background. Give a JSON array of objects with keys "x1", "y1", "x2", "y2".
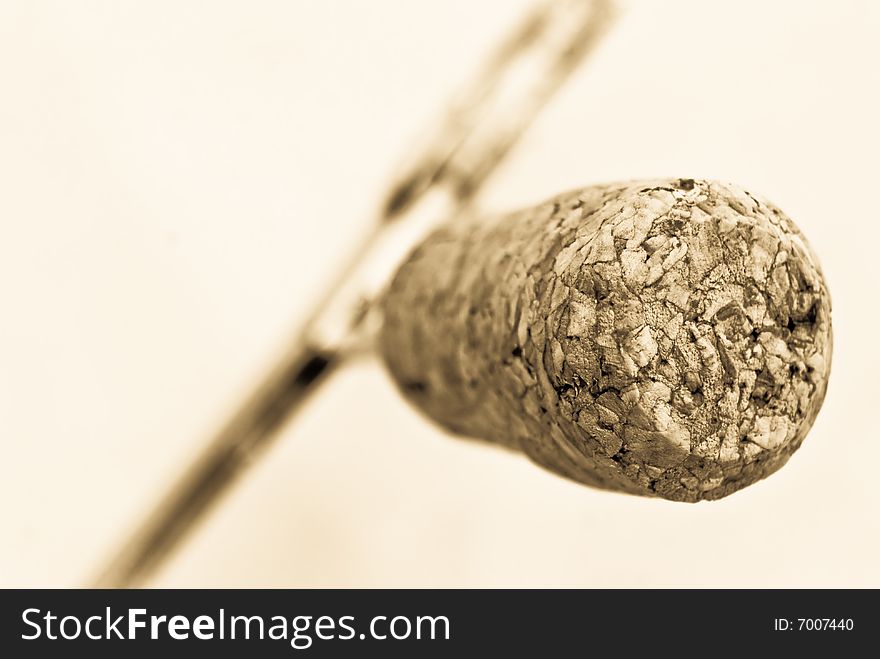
[{"x1": 1, "y1": 0, "x2": 878, "y2": 587}]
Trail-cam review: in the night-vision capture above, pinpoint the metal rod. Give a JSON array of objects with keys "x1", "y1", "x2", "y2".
[
  {"x1": 92, "y1": 347, "x2": 337, "y2": 588},
  {"x1": 91, "y1": 0, "x2": 615, "y2": 588}
]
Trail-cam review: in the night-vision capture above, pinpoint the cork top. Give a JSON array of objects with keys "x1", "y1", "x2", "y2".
[{"x1": 381, "y1": 179, "x2": 833, "y2": 501}]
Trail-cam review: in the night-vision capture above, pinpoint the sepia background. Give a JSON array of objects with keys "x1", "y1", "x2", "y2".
[{"x1": 2, "y1": 0, "x2": 879, "y2": 587}]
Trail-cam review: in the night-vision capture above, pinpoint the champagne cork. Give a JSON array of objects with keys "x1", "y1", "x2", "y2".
[{"x1": 380, "y1": 178, "x2": 832, "y2": 502}]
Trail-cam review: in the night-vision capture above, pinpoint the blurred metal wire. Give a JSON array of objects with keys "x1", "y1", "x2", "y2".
[{"x1": 92, "y1": 0, "x2": 616, "y2": 588}]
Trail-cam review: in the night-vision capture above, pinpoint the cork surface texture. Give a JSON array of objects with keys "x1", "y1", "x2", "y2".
[{"x1": 380, "y1": 178, "x2": 832, "y2": 502}]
